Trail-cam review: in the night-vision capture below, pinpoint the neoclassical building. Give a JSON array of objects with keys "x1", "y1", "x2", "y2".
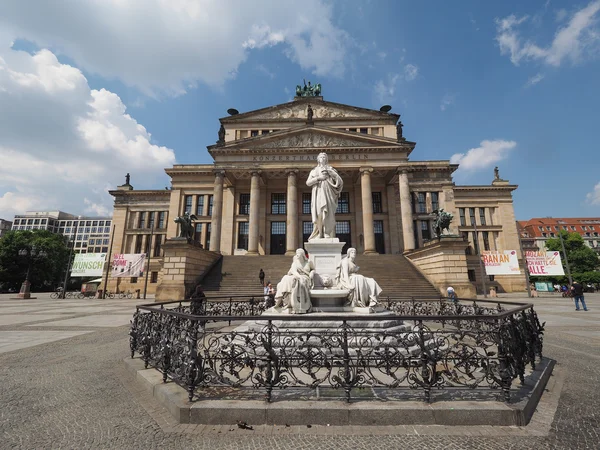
[{"x1": 108, "y1": 89, "x2": 525, "y2": 295}]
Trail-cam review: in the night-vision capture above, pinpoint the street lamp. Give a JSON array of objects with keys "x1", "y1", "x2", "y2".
[{"x1": 16, "y1": 246, "x2": 47, "y2": 299}]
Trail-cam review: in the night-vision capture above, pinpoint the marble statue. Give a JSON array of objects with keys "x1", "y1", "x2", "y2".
[
  {"x1": 306, "y1": 152, "x2": 343, "y2": 240},
  {"x1": 307, "y1": 104, "x2": 314, "y2": 123},
  {"x1": 335, "y1": 248, "x2": 382, "y2": 307},
  {"x1": 274, "y1": 249, "x2": 314, "y2": 314}
]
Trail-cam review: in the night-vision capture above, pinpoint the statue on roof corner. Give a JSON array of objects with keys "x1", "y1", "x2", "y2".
[
  {"x1": 296, "y1": 79, "x2": 322, "y2": 97},
  {"x1": 217, "y1": 124, "x2": 225, "y2": 145},
  {"x1": 494, "y1": 166, "x2": 500, "y2": 181}
]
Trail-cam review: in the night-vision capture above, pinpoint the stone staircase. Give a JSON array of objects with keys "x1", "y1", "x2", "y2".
[{"x1": 201, "y1": 254, "x2": 440, "y2": 299}]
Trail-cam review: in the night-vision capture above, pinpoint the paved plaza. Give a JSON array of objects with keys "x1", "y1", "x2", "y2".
[{"x1": 0, "y1": 292, "x2": 598, "y2": 449}]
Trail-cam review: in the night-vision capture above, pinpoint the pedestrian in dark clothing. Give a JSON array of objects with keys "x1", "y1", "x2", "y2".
[
  {"x1": 259, "y1": 268, "x2": 265, "y2": 286},
  {"x1": 571, "y1": 281, "x2": 588, "y2": 311},
  {"x1": 190, "y1": 284, "x2": 206, "y2": 315}
]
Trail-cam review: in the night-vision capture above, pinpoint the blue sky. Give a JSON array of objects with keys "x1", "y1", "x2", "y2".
[{"x1": 0, "y1": 0, "x2": 599, "y2": 221}]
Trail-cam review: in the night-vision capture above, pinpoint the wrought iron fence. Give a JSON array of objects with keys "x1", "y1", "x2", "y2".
[{"x1": 129, "y1": 297, "x2": 544, "y2": 404}]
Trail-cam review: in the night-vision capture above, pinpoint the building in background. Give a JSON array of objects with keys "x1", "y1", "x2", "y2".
[
  {"x1": 10, "y1": 211, "x2": 112, "y2": 254},
  {"x1": 517, "y1": 218, "x2": 600, "y2": 255},
  {"x1": 107, "y1": 87, "x2": 525, "y2": 295},
  {"x1": 0, "y1": 219, "x2": 12, "y2": 238}
]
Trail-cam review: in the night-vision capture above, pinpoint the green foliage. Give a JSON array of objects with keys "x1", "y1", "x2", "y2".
[
  {"x1": 544, "y1": 230, "x2": 600, "y2": 273},
  {"x1": 0, "y1": 230, "x2": 70, "y2": 291}
]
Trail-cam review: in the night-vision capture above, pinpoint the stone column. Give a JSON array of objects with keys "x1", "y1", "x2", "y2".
[
  {"x1": 285, "y1": 169, "x2": 298, "y2": 255},
  {"x1": 209, "y1": 170, "x2": 225, "y2": 252},
  {"x1": 399, "y1": 170, "x2": 415, "y2": 251},
  {"x1": 247, "y1": 171, "x2": 261, "y2": 255},
  {"x1": 360, "y1": 167, "x2": 377, "y2": 254}
]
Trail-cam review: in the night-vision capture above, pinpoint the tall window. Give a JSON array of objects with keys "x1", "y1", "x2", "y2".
[
  {"x1": 459, "y1": 208, "x2": 466, "y2": 226},
  {"x1": 469, "y1": 208, "x2": 476, "y2": 226},
  {"x1": 208, "y1": 195, "x2": 214, "y2": 216},
  {"x1": 374, "y1": 220, "x2": 385, "y2": 254},
  {"x1": 184, "y1": 195, "x2": 193, "y2": 214},
  {"x1": 472, "y1": 231, "x2": 479, "y2": 254},
  {"x1": 372, "y1": 192, "x2": 383, "y2": 214},
  {"x1": 239, "y1": 193, "x2": 250, "y2": 215},
  {"x1": 462, "y1": 231, "x2": 472, "y2": 255},
  {"x1": 145, "y1": 235, "x2": 152, "y2": 255},
  {"x1": 194, "y1": 224, "x2": 202, "y2": 244},
  {"x1": 417, "y1": 192, "x2": 426, "y2": 213},
  {"x1": 336, "y1": 192, "x2": 350, "y2": 214},
  {"x1": 479, "y1": 208, "x2": 486, "y2": 226},
  {"x1": 431, "y1": 192, "x2": 439, "y2": 211},
  {"x1": 149, "y1": 211, "x2": 155, "y2": 228},
  {"x1": 196, "y1": 195, "x2": 205, "y2": 216},
  {"x1": 482, "y1": 231, "x2": 490, "y2": 251},
  {"x1": 271, "y1": 193, "x2": 286, "y2": 214},
  {"x1": 336, "y1": 221, "x2": 352, "y2": 254},
  {"x1": 302, "y1": 193, "x2": 311, "y2": 214},
  {"x1": 154, "y1": 235, "x2": 162, "y2": 257},
  {"x1": 206, "y1": 223, "x2": 211, "y2": 249},
  {"x1": 303, "y1": 221, "x2": 312, "y2": 244},
  {"x1": 158, "y1": 211, "x2": 166, "y2": 229},
  {"x1": 421, "y1": 221, "x2": 431, "y2": 241},
  {"x1": 150, "y1": 272, "x2": 158, "y2": 283},
  {"x1": 237, "y1": 222, "x2": 249, "y2": 250},
  {"x1": 138, "y1": 212, "x2": 146, "y2": 229},
  {"x1": 134, "y1": 235, "x2": 142, "y2": 253}
]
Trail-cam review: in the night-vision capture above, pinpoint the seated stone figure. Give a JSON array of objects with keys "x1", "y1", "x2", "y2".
[
  {"x1": 336, "y1": 248, "x2": 382, "y2": 307},
  {"x1": 274, "y1": 249, "x2": 314, "y2": 314}
]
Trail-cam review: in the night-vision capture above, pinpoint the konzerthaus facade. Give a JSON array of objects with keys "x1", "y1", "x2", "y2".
[{"x1": 108, "y1": 89, "x2": 525, "y2": 294}]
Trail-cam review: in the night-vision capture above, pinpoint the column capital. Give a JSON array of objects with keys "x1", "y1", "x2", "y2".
[
  {"x1": 250, "y1": 170, "x2": 262, "y2": 177},
  {"x1": 285, "y1": 168, "x2": 299, "y2": 176},
  {"x1": 359, "y1": 166, "x2": 373, "y2": 175},
  {"x1": 397, "y1": 167, "x2": 409, "y2": 176},
  {"x1": 213, "y1": 169, "x2": 225, "y2": 178}
]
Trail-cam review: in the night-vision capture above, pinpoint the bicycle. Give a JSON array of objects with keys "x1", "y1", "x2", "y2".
[{"x1": 50, "y1": 291, "x2": 60, "y2": 299}]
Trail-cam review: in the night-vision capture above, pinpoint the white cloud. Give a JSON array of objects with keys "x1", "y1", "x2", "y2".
[
  {"x1": 526, "y1": 72, "x2": 545, "y2": 86},
  {"x1": 586, "y1": 182, "x2": 600, "y2": 204},
  {"x1": 450, "y1": 140, "x2": 517, "y2": 172},
  {"x1": 495, "y1": 1, "x2": 600, "y2": 67},
  {"x1": 255, "y1": 64, "x2": 276, "y2": 79},
  {"x1": 440, "y1": 93, "x2": 456, "y2": 111},
  {"x1": 404, "y1": 64, "x2": 418, "y2": 81},
  {"x1": 0, "y1": 44, "x2": 176, "y2": 220},
  {"x1": 373, "y1": 74, "x2": 401, "y2": 103},
  {"x1": 0, "y1": 0, "x2": 350, "y2": 95}
]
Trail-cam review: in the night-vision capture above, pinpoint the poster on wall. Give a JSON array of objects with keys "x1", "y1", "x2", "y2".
[
  {"x1": 525, "y1": 251, "x2": 565, "y2": 276},
  {"x1": 482, "y1": 250, "x2": 521, "y2": 275},
  {"x1": 111, "y1": 253, "x2": 146, "y2": 278},
  {"x1": 70, "y1": 253, "x2": 106, "y2": 277}
]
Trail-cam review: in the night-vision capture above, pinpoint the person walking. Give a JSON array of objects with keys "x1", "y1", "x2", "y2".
[
  {"x1": 259, "y1": 268, "x2": 265, "y2": 286},
  {"x1": 571, "y1": 281, "x2": 588, "y2": 311}
]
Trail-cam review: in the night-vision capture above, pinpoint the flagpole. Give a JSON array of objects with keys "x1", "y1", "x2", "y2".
[
  {"x1": 102, "y1": 225, "x2": 116, "y2": 299},
  {"x1": 143, "y1": 224, "x2": 154, "y2": 299}
]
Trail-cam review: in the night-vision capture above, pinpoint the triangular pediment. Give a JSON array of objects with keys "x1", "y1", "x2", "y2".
[
  {"x1": 211, "y1": 126, "x2": 409, "y2": 151},
  {"x1": 220, "y1": 98, "x2": 398, "y2": 123}
]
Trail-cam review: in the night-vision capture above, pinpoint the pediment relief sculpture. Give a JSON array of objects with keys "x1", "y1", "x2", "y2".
[
  {"x1": 255, "y1": 131, "x2": 368, "y2": 148},
  {"x1": 248, "y1": 104, "x2": 368, "y2": 121}
]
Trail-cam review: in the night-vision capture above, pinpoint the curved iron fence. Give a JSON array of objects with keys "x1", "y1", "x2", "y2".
[{"x1": 129, "y1": 296, "x2": 544, "y2": 404}]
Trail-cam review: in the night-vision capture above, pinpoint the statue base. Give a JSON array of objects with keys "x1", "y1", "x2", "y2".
[{"x1": 304, "y1": 239, "x2": 346, "y2": 289}]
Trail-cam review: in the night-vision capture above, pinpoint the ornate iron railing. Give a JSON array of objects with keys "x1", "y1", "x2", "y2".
[{"x1": 129, "y1": 297, "x2": 544, "y2": 404}]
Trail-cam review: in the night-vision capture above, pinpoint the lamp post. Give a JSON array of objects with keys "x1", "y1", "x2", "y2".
[{"x1": 16, "y1": 246, "x2": 47, "y2": 299}]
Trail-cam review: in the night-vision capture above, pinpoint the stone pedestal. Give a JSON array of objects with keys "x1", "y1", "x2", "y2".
[
  {"x1": 405, "y1": 236, "x2": 476, "y2": 298},
  {"x1": 155, "y1": 238, "x2": 221, "y2": 302},
  {"x1": 14, "y1": 280, "x2": 36, "y2": 299},
  {"x1": 304, "y1": 238, "x2": 345, "y2": 289}
]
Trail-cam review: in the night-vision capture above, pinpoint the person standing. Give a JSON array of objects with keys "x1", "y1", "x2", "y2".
[
  {"x1": 259, "y1": 268, "x2": 265, "y2": 286},
  {"x1": 571, "y1": 281, "x2": 588, "y2": 311}
]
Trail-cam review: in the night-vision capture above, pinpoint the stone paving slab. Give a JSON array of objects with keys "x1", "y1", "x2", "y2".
[
  {"x1": 0, "y1": 330, "x2": 93, "y2": 353},
  {"x1": 0, "y1": 314, "x2": 76, "y2": 326},
  {"x1": 31, "y1": 314, "x2": 134, "y2": 328}
]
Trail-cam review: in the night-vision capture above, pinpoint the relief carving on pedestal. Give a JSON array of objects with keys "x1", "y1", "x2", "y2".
[{"x1": 250, "y1": 104, "x2": 363, "y2": 120}]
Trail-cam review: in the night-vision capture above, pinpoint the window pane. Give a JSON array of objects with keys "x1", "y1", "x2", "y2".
[
  {"x1": 431, "y1": 192, "x2": 439, "y2": 211},
  {"x1": 271, "y1": 193, "x2": 286, "y2": 215},
  {"x1": 459, "y1": 208, "x2": 466, "y2": 226},
  {"x1": 302, "y1": 193, "x2": 311, "y2": 215},
  {"x1": 417, "y1": 192, "x2": 426, "y2": 213},
  {"x1": 372, "y1": 192, "x2": 382, "y2": 214},
  {"x1": 239, "y1": 193, "x2": 250, "y2": 215},
  {"x1": 184, "y1": 195, "x2": 193, "y2": 214},
  {"x1": 336, "y1": 192, "x2": 350, "y2": 214},
  {"x1": 469, "y1": 208, "x2": 476, "y2": 226},
  {"x1": 479, "y1": 208, "x2": 486, "y2": 226},
  {"x1": 208, "y1": 195, "x2": 213, "y2": 216},
  {"x1": 196, "y1": 196, "x2": 204, "y2": 216}
]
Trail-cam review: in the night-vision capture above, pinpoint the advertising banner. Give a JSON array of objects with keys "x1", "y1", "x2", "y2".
[
  {"x1": 525, "y1": 251, "x2": 565, "y2": 276},
  {"x1": 482, "y1": 250, "x2": 521, "y2": 275},
  {"x1": 70, "y1": 253, "x2": 107, "y2": 277},
  {"x1": 111, "y1": 253, "x2": 146, "y2": 278}
]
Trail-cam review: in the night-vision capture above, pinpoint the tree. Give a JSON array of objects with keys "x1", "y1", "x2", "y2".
[
  {"x1": 0, "y1": 230, "x2": 70, "y2": 292},
  {"x1": 545, "y1": 230, "x2": 600, "y2": 274}
]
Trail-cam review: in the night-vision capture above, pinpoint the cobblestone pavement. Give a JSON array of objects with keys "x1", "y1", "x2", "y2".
[{"x1": 0, "y1": 293, "x2": 598, "y2": 449}]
